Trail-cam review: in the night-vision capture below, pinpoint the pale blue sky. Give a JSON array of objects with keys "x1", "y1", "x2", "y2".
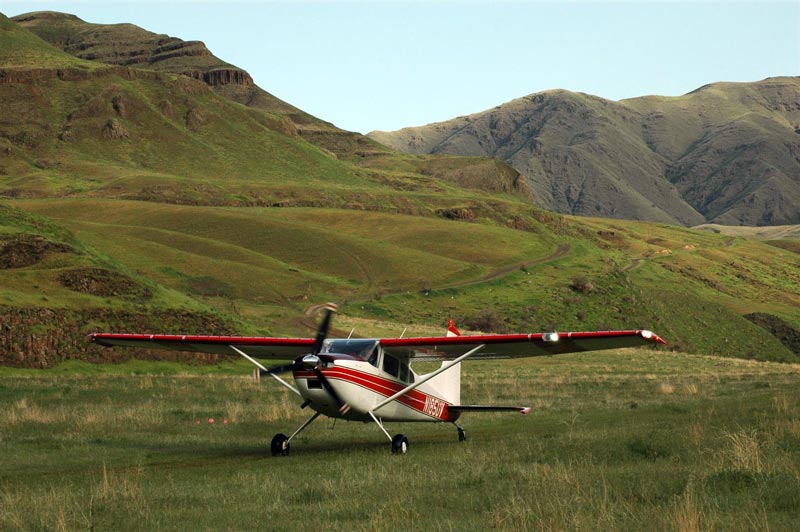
[{"x1": 3, "y1": 1, "x2": 799, "y2": 133}]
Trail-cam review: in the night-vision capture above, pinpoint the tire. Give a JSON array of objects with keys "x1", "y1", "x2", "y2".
[
  {"x1": 271, "y1": 433, "x2": 289, "y2": 456},
  {"x1": 391, "y1": 434, "x2": 409, "y2": 454}
]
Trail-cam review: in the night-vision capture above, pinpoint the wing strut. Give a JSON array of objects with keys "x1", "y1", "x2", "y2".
[
  {"x1": 229, "y1": 345, "x2": 302, "y2": 397},
  {"x1": 371, "y1": 344, "x2": 485, "y2": 415}
]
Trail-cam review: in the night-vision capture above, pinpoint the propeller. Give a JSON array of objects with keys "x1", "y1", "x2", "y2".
[
  {"x1": 312, "y1": 303, "x2": 337, "y2": 356},
  {"x1": 260, "y1": 304, "x2": 350, "y2": 414},
  {"x1": 259, "y1": 361, "x2": 298, "y2": 376},
  {"x1": 258, "y1": 303, "x2": 339, "y2": 377},
  {"x1": 308, "y1": 304, "x2": 350, "y2": 414}
]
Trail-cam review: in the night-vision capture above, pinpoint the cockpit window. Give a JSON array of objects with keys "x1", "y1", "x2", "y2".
[{"x1": 322, "y1": 339, "x2": 379, "y2": 360}]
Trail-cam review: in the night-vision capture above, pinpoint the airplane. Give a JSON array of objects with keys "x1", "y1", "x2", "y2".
[{"x1": 88, "y1": 304, "x2": 666, "y2": 455}]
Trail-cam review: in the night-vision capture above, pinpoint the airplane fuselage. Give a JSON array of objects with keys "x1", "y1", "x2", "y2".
[{"x1": 293, "y1": 355, "x2": 460, "y2": 423}]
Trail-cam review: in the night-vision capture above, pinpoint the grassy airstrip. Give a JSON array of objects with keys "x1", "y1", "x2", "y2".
[{"x1": 2, "y1": 350, "x2": 799, "y2": 530}]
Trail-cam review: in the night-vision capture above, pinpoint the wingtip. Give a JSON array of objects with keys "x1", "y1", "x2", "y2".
[
  {"x1": 520, "y1": 407, "x2": 531, "y2": 415},
  {"x1": 640, "y1": 330, "x2": 667, "y2": 345}
]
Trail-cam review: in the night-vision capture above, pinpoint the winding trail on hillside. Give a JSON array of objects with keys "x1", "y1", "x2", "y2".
[
  {"x1": 297, "y1": 243, "x2": 572, "y2": 332},
  {"x1": 338, "y1": 242, "x2": 572, "y2": 308},
  {"x1": 625, "y1": 258, "x2": 643, "y2": 272},
  {"x1": 438, "y1": 243, "x2": 571, "y2": 291}
]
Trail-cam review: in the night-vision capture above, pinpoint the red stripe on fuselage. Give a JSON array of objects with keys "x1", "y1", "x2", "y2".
[{"x1": 294, "y1": 366, "x2": 453, "y2": 421}]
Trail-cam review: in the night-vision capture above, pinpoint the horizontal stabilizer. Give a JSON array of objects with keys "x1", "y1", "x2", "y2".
[{"x1": 449, "y1": 405, "x2": 531, "y2": 414}]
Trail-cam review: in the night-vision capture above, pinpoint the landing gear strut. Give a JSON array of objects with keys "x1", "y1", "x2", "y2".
[{"x1": 270, "y1": 411, "x2": 322, "y2": 457}]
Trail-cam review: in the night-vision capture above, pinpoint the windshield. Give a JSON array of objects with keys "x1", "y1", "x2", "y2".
[{"x1": 322, "y1": 339, "x2": 379, "y2": 361}]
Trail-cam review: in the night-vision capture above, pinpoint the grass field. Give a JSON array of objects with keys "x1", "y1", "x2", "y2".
[{"x1": 2, "y1": 350, "x2": 799, "y2": 530}]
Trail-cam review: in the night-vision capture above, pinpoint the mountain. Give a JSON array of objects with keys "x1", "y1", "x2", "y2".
[
  {"x1": 1, "y1": 11, "x2": 529, "y2": 206},
  {"x1": 10, "y1": 11, "x2": 397, "y2": 161},
  {"x1": 11, "y1": 11, "x2": 300, "y2": 117},
  {"x1": 369, "y1": 78, "x2": 800, "y2": 227},
  {"x1": 0, "y1": 11, "x2": 798, "y2": 368}
]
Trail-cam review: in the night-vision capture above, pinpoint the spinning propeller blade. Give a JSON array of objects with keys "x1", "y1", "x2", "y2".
[
  {"x1": 312, "y1": 303, "x2": 337, "y2": 355},
  {"x1": 259, "y1": 303, "x2": 339, "y2": 376},
  {"x1": 259, "y1": 303, "x2": 349, "y2": 414},
  {"x1": 313, "y1": 366, "x2": 351, "y2": 415},
  {"x1": 258, "y1": 362, "x2": 298, "y2": 377},
  {"x1": 310, "y1": 304, "x2": 350, "y2": 414}
]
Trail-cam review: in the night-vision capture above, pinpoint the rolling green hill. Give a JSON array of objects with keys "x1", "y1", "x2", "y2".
[
  {"x1": 1, "y1": 11, "x2": 799, "y2": 368},
  {"x1": 370, "y1": 78, "x2": 800, "y2": 227}
]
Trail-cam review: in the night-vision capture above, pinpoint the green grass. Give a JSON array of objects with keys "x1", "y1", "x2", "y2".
[{"x1": 2, "y1": 350, "x2": 799, "y2": 530}]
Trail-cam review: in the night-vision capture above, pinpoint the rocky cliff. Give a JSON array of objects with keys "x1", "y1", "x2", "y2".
[{"x1": 12, "y1": 11, "x2": 251, "y2": 88}]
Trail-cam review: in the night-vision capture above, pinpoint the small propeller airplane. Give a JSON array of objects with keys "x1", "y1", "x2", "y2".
[{"x1": 89, "y1": 304, "x2": 665, "y2": 455}]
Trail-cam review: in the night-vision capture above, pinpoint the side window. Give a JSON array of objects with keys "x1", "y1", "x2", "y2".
[
  {"x1": 383, "y1": 354, "x2": 400, "y2": 379},
  {"x1": 398, "y1": 361, "x2": 413, "y2": 384},
  {"x1": 383, "y1": 354, "x2": 413, "y2": 383}
]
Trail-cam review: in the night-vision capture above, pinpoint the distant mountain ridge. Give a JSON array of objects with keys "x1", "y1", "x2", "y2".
[{"x1": 369, "y1": 78, "x2": 800, "y2": 226}]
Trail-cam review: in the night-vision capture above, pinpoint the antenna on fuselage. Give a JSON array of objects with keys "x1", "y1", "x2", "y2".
[{"x1": 399, "y1": 328, "x2": 407, "y2": 339}]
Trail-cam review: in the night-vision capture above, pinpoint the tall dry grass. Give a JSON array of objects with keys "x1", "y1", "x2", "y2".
[{"x1": 723, "y1": 430, "x2": 764, "y2": 474}]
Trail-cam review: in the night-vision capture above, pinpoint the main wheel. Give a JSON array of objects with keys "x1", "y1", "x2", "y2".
[
  {"x1": 271, "y1": 433, "x2": 289, "y2": 456},
  {"x1": 457, "y1": 427, "x2": 467, "y2": 442},
  {"x1": 391, "y1": 434, "x2": 409, "y2": 454}
]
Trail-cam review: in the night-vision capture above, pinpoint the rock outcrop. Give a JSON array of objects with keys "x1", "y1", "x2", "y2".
[{"x1": 12, "y1": 12, "x2": 252, "y2": 88}]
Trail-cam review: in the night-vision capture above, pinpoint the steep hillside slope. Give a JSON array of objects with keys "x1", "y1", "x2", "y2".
[
  {"x1": 370, "y1": 78, "x2": 800, "y2": 226},
  {"x1": 0, "y1": 11, "x2": 97, "y2": 69},
  {"x1": 627, "y1": 79, "x2": 800, "y2": 226},
  {"x1": 12, "y1": 12, "x2": 302, "y2": 117},
  {"x1": 11, "y1": 11, "x2": 397, "y2": 162}
]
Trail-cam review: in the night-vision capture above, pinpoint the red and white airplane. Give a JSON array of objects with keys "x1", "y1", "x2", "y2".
[{"x1": 89, "y1": 304, "x2": 665, "y2": 455}]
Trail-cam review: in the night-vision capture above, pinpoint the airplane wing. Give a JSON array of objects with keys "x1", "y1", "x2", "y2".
[
  {"x1": 89, "y1": 333, "x2": 315, "y2": 359},
  {"x1": 90, "y1": 329, "x2": 665, "y2": 360},
  {"x1": 380, "y1": 330, "x2": 666, "y2": 360}
]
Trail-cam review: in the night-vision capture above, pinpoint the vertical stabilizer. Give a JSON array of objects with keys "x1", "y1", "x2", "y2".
[
  {"x1": 426, "y1": 320, "x2": 462, "y2": 404},
  {"x1": 447, "y1": 319, "x2": 461, "y2": 337}
]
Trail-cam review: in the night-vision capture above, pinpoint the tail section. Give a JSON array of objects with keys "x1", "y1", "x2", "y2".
[
  {"x1": 426, "y1": 320, "x2": 462, "y2": 404},
  {"x1": 427, "y1": 319, "x2": 529, "y2": 414},
  {"x1": 443, "y1": 319, "x2": 529, "y2": 415}
]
